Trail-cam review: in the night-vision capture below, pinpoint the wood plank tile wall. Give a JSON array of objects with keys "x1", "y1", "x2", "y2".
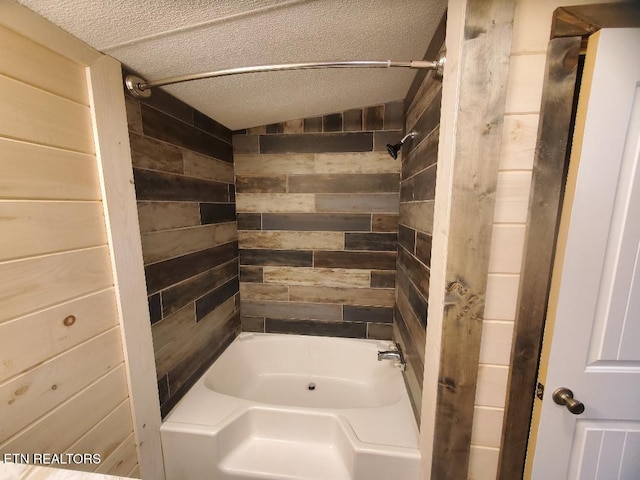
[
  {"x1": 0, "y1": 25, "x2": 137, "y2": 477},
  {"x1": 124, "y1": 75, "x2": 240, "y2": 417},
  {"x1": 233, "y1": 102, "x2": 403, "y2": 340},
  {"x1": 396, "y1": 34, "x2": 445, "y2": 420}
]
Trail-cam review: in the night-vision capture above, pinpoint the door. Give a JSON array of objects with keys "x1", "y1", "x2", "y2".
[{"x1": 531, "y1": 28, "x2": 640, "y2": 479}]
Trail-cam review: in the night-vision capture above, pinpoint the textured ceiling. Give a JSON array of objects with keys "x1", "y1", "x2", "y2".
[{"x1": 18, "y1": 0, "x2": 446, "y2": 130}]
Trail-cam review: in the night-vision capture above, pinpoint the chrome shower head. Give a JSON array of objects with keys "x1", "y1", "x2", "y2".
[{"x1": 386, "y1": 132, "x2": 417, "y2": 160}]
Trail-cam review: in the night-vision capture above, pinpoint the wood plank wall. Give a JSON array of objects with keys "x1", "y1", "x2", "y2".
[
  {"x1": 124, "y1": 76, "x2": 240, "y2": 417},
  {"x1": 233, "y1": 102, "x2": 403, "y2": 339},
  {"x1": 396, "y1": 21, "x2": 445, "y2": 421},
  {"x1": 0, "y1": 25, "x2": 137, "y2": 477}
]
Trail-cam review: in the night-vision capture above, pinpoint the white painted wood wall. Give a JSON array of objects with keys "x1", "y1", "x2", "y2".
[{"x1": 0, "y1": 2, "x2": 163, "y2": 479}]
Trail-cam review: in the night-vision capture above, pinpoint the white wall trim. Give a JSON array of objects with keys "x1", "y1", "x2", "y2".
[{"x1": 86, "y1": 55, "x2": 165, "y2": 480}]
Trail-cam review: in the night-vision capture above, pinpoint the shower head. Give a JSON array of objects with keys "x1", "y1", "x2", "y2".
[{"x1": 386, "y1": 132, "x2": 417, "y2": 160}]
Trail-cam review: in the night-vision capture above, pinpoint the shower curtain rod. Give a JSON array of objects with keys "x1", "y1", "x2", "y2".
[{"x1": 125, "y1": 58, "x2": 446, "y2": 98}]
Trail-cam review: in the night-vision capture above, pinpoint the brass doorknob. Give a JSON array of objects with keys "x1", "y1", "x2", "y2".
[{"x1": 552, "y1": 387, "x2": 585, "y2": 415}]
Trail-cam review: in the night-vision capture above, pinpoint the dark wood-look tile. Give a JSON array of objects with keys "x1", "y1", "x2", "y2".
[
  {"x1": 397, "y1": 246, "x2": 430, "y2": 299},
  {"x1": 403, "y1": 87, "x2": 442, "y2": 156},
  {"x1": 262, "y1": 213, "x2": 370, "y2": 232},
  {"x1": 368, "y1": 323, "x2": 393, "y2": 340},
  {"x1": 372, "y1": 214, "x2": 399, "y2": 232},
  {"x1": 373, "y1": 130, "x2": 403, "y2": 152},
  {"x1": 398, "y1": 224, "x2": 416, "y2": 253},
  {"x1": 125, "y1": 95, "x2": 143, "y2": 134},
  {"x1": 259, "y1": 133, "x2": 373, "y2": 154},
  {"x1": 343, "y1": 305, "x2": 393, "y2": 323},
  {"x1": 265, "y1": 318, "x2": 366, "y2": 338},
  {"x1": 288, "y1": 173, "x2": 400, "y2": 193},
  {"x1": 235, "y1": 176, "x2": 287, "y2": 193},
  {"x1": 345, "y1": 233, "x2": 397, "y2": 251},
  {"x1": 314, "y1": 251, "x2": 396, "y2": 270},
  {"x1": 157, "y1": 375, "x2": 170, "y2": 405},
  {"x1": 140, "y1": 89, "x2": 194, "y2": 126},
  {"x1": 402, "y1": 126, "x2": 439, "y2": 180},
  {"x1": 416, "y1": 232, "x2": 433, "y2": 266},
  {"x1": 266, "y1": 123, "x2": 284, "y2": 134},
  {"x1": 229, "y1": 184, "x2": 236, "y2": 202},
  {"x1": 397, "y1": 265, "x2": 428, "y2": 328},
  {"x1": 141, "y1": 104, "x2": 233, "y2": 162},
  {"x1": 323, "y1": 113, "x2": 343, "y2": 132},
  {"x1": 193, "y1": 110, "x2": 232, "y2": 144},
  {"x1": 195, "y1": 277, "x2": 240, "y2": 321},
  {"x1": 241, "y1": 315, "x2": 265, "y2": 332},
  {"x1": 241, "y1": 300, "x2": 342, "y2": 321},
  {"x1": 304, "y1": 117, "x2": 323, "y2": 133},
  {"x1": 395, "y1": 305, "x2": 425, "y2": 382},
  {"x1": 233, "y1": 129, "x2": 247, "y2": 135},
  {"x1": 133, "y1": 168, "x2": 229, "y2": 202},
  {"x1": 240, "y1": 249, "x2": 313, "y2": 267},
  {"x1": 148, "y1": 293, "x2": 162, "y2": 324},
  {"x1": 371, "y1": 271, "x2": 396, "y2": 288},
  {"x1": 364, "y1": 105, "x2": 384, "y2": 131},
  {"x1": 199, "y1": 203, "x2": 236, "y2": 224},
  {"x1": 161, "y1": 260, "x2": 238, "y2": 315},
  {"x1": 237, "y1": 213, "x2": 262, "y2": 230},
  {"x1": 384, "y1": 101, "x2": 404, "y2": 130},
  {"x1": 240, "y1": 266, "x2": 263, "y2": 283},
  {"x1": 162, "y1": 316, "x2": 237, "y2": 417},
  {"x1": 315, "y1": 193, "x2": 399, "y2": 214},
  {"x1": 400, "y1": 165, "x2": 437, "y2": 202},
  {"x1": 129, "y1": 132, "x2": 183, "y2": 174},
  {"x1": 343, "y1": 109, "x2": 363, "y2": 131},
  {"x1": 145, "y1": 241, "x2": 238, "y2": 293},
  {"x1": 233, "y1": 134, "x2": 260, "y2": 154}
]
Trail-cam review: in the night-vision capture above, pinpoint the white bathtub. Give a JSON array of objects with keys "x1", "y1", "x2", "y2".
[{"x1": 161, "y1": 333, "x2": 421, "y2": 480}]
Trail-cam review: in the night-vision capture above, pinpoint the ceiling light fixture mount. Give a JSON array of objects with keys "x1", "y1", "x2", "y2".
[{"x1": 125, "y1": 57, "x2": 446, "y2": 99}]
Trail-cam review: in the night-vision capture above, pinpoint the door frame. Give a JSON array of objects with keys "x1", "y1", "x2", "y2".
[{"x1": 497, "y1": 3, "x2": 640, "y2": 479}]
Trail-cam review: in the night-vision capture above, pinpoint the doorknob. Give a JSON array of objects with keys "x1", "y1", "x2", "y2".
[{"x1": 552, "y1": 387, "x2": 585, "y2": 415}]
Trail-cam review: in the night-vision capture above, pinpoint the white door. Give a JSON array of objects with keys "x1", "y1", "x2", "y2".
[{"x1": 531, "y1": 28, "x2": 640, "y2": 479}]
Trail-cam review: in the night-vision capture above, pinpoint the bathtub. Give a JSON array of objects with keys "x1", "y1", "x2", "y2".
[{"x1": 161, "y1": 333, "x2": 421, "y2": 480}]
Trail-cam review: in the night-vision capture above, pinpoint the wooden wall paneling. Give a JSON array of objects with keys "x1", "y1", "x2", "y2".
[
  {"x1": 0, "y1": 365, "x2": 128, "y2": 455},
  {"x1": 0, "y1": 246, "x2": 114, "y2": 323},
  {"x1": 427, "y1": 1, "x2": 515, "y2": 478},
  {"x1": 94, "y1": 433, "x2": 138, "y2": 477},
  {"x1": 0, "y1": 75, "x2": 94, "y2": 153},
  {"x1": 0, "y1": 1, "x2": 101, "y2": 66},
  {"x1": 64, "y1": 400, "x2": 133, "y2": 472},
  {"x1": 0, "y1": 202, "x2": 107, "y2": 261},
  {"x1": 0, "y1": 289, "x2": 118, "y2": 384},
  {"x1": 0, "y1": 328, "x2": 124, "y2": 442},
  {"x1": 0, "y1": 24, "x2": 88, "y2": 105},
  {"x1": 87, "y1": 55, "x2": 164, "y2": 479},
  {"x1": 0, "y1": 138, "x2": 101, "y2": 201}
]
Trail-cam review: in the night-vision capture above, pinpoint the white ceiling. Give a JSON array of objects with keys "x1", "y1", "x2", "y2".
[{"x1": 18, "y1": 0, "x2": 446, "y2": 130}]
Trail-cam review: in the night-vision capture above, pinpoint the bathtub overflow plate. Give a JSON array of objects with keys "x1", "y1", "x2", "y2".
[{"x1": 307, "y1": 382, "x2": 316, "y2": 391}]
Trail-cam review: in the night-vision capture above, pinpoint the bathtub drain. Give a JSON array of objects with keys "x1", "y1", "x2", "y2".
[{"x1": 308, "y1": 382, "x2": 316, "y2": 391}]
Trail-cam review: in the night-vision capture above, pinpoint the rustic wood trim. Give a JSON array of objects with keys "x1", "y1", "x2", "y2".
[
  {"x1": 429, "y1": 2, "x2": 515, "y2": 478},
  {"x1": 497, "y1": 4, "x2": 640, "y2": 480},
  {"x1": 87, "y1": 56, "x2": 165, "y2": 479}
]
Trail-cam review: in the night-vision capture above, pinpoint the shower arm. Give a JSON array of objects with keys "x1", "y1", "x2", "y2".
[{"x1": 125, "y1": 58, "x2": 446, "y2": 98}]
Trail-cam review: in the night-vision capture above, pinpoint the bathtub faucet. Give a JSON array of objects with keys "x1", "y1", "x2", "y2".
[{"x1": 377, "y1": 343, "x2": 406, "y2": 371}]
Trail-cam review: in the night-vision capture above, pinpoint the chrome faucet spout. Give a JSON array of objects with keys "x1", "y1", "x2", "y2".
[{"x1": 377, "y1": 343, "x2": 406, "y2": 371}]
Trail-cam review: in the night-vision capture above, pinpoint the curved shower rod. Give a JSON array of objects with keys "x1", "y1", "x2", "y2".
[{"x1": 125, "y1": 57, "x2": 446, "y2": 98}]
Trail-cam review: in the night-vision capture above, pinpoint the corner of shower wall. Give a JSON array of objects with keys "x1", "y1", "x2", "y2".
[
  {"x1": 395, "y1": 16, "x2": 445, "y2": 421},
  {"x1": 232, "y1": 102, "x2": 404, "y2": 341},
  {"x1": 123, "y1": 70, "x2": 240, "y2": 417}
]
